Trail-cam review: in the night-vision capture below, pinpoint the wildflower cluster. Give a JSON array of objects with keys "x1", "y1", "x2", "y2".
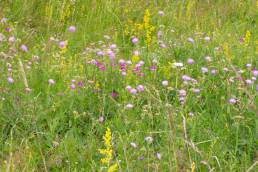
[{"x1": 99, "y1": 128, "x2": 118, "y2": 171}]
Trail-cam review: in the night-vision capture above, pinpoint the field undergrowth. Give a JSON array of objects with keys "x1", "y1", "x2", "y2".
[{"x1": 0, "y1": 0, "x2": 257, "y2": 171}]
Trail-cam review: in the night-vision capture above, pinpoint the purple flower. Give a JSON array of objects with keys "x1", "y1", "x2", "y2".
[
  {"x1": 1, "y1": 18, "x2": 7, "y2": 23},
  {"x1": 130, "y1": 88, "x2": 137, "y2": 94},
  {"x1": 182, "y1": 75, "x2": 191, "y2": 81},
  {"x1": 252, "y1": 69, "x2": 258, "y2": 76},
  {"x1": 187, "y1": 58, "x2": 195, "y2": 64},
  {"x1": 111, "y1": 91, "x2": 118, "y2": 98},
  {"x1": 20, "y1": 44, "x2": 28, "y2": 52},
  {"x1": 126, "y1": 85, "x2": 132, "y2": 91},
  {"x1": 187, "y1": 37, "x2": 195, "y2": 43},
  {"x1": 246, "y1": 63, "x2": 252, "y2": 68},
  {"x1": 245, "y1": 79, "x2": 253, "y2": 85},
  {"x1": 201, "y1": 67, "x2": 208, "y2": 73},
  {"x1": 228, "y1": 98, "x2": 237, "y2": 104},
  {"x1": 96, "y1": 51, "x2": 104, "y2": 56},
  {"x1": 77, "y1": 81, "x2": 84, "y2": 87},
  {"x1": 131, "y1": 37, "x2": 138, "y2": 44},
  {"x1": 7, "y1": 77, "x2": 14, "y2": 84},
  {"x1": 179, "y1": 89, "x2": 186, "y2": 97},
  {"x1": 193, "y1": 88, "x2": 200, "y2": 94},
  {"x1": 59, "y1": 41, "x2": 67, "y2": 49},
  {"x1": 211, "y1": 69, "x2": 217, "y2": 75},
  {"x1": 68, "y1": 25, "x2": 76, "y2": 32},
  {"x1": 137, "y1": 85, "x2": 144, "y2": 92}
]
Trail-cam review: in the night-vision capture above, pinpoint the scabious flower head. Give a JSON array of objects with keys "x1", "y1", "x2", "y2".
[
  {"x1": 187, "y1": 37, "x2": 195, "y2": 43},
  {"x1": 131, "y1": 37, "x2": 138, "y2": 44},
  {"x1": 7, "y1": 77, "x2": 14, "y2": 84},
  {"x1": 59, "y1": 41, "x2": 67, "y2": 49},
  {"x1": 109, "y1": 44, "x2": 117, "y2": 49},
  {"x1": 252, "y1": 69, "x2": 258, "y2": 76},
  {"x1": 245, "y1": 79, "x2": 253, "y2": 85},
  {"x1": 246, "y1": 63, "x2": 252, "y2": 68},
  {"x1": 201, "y1": 67, "x2": 208, "y2": 73},
  {"x1": 70, "y1": 83, "x2": 76, "y2": 90},
  {"x1": 137, "y1": 85, "x2": 144, "y2": 92},
  {"x1": 126, "y1": 85, "x2": 132, "y2": 91},
  {"x1": 156, "y1": 153, "x2": 162, "y2": 160},
  {"x1": 130, "y1": 142, "x2": 137, "y2": 148},
  {"x1": 20, "y1": 44, "x2": 28, "y2": 52},
  {"x1": 187, "y1": 58, "x2": 195, "y2": 64},
  {"x1": 68, "y1": 25, "x2": 76, "y2": 32},
  {"x1": 48, "y1": 79, "x2": 55, "y2": 85},
  {"x1": 204, "y1": 36, "x2": 210, "y2": 41},
  {"x1": 111, "y1": 91, "x2": 118, "y2": 98},
  {"x1": 130, "y1": 88, "x2": 137, "y2": 94},
  {"x1": 77, "y1": 81, "x2": 84, "y2": 87},
  {"x1": 97, "y1": 51, "x2": 104, "y2": 56},
  {"x1": 1, "y1": 18, "x2": 7, "y2": 23},
  {"x1": 162, "y1": 80, "x2": 168, "y2": 86},
  {"x1": 8, "y1": 36, "x2": 16, "y2": 43},
  {"x1": 211, "y1": 69, "x2": 217, "y2": 75},
  {"x1": 158, "y1": 11, "x2": 164, "y2": 16},
  {"x1": 228, "y1": 98, "x2": 237, "y2": 104},
  {"x1": 193, "y1": 88, "x2": 200, "y2": 94},
  {"x1": 182, "y1": 75, "x2": 191, "y2": 81},
  {"x1": 179, "y1": 89, "x2": 186, "y2": 97}
]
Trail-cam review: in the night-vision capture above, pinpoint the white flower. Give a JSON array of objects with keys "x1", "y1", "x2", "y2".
[{"x1": 173, "y1": 62, "x2": 183, "y2": 67}]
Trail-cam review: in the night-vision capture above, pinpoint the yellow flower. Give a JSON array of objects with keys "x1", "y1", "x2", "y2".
[
  {"x1": 108, "y1": 163, "x2": 118, "y2": 172},
  {"x1": 244, "y1": 30, "x2": 251, "y2": 46},
  {"x1": 98, "y1": 128, "x2": 112, "y2": 165},
  {"x1": 132, "y1": 55, "x2": 140, "y2": 63},
  {"x1": 191, "y1": 162, "x2": 196, "y2": 172}
]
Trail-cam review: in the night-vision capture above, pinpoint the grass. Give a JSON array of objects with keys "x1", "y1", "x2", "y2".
[{"x1": 0, "y1": 0, "x2": 257, "y2": 171}]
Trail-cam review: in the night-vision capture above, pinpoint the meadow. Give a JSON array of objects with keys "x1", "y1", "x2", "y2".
[{"x1": 0, "y1": 0, "x2": 257, "y2": 171}]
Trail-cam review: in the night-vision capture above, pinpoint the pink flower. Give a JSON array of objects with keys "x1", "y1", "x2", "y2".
[
  {"x1": 58, "y1": 41, "x2": 67, "y2": 49},
  {"x1": 68, "y1": 25, "x2": 76, "y2": 32},
  {"x1": 201, "y1": 67, "x2": 208, "y2": 73},
  {"x1": 245, "y1": 79, "x2": 253, "y2": 85},
  {"x1": 48, "y1": 79, "x2": 55, "y2": 85},
  {"x1": 7, "y1": 77, "x2": 14, "y2": 84},
  {"x1": 179, "y1": 89, "x2": 186, "y2": 97},
  {"x1": 130, "y1": 88, "x2": 137, "y2": 94},
  {"x1": 137, "y1": 85, "x2": 144, "y2": 92},
  {"x1": 182, "y1": 75, "x2": 191, "y2": 81},
  {"x1": 187, "y1": 58, "x2": 195, "y2": 64},
  {"x1": 126, "y1": 85, "x2": 132, "y2": 91},
  {"x1": 70, "y1": 84, "x2": 76, "y2": 90},
  {"x1": 20, "y1": 44, "x2": 28, "y2": 52},
  {"x1": 8, "y1": 36, "x2": 16, "y2": 43},
  {"x1": 228, "y1": 98, "x2": 237, "y2": 104}
]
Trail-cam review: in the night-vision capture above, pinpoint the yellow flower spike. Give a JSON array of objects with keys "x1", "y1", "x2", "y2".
[
  {"x1": 108, "y1": 163, "x2": 118, "y2": 172},
  {"x1": 191, "y1": 162, "x2": 196, "y2": 172},
  {"x1": 244, "y1": 30, "x2": 251, "y2": 46}
]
